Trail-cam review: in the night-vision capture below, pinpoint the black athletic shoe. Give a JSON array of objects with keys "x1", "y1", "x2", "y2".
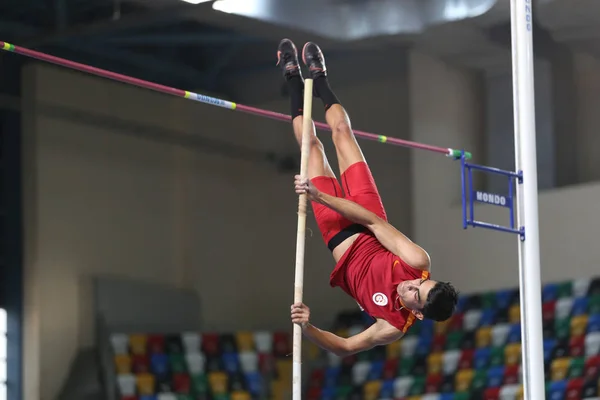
[
  {"x1": 302, "y1": 42, "x2": 327, "y2": 79},
  {"x1": 276, "y1": 38, "x2": 302, "y2": 79}
]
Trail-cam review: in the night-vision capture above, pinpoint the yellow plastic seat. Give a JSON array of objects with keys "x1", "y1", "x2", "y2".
[
  {"x1": 136, "y1": 372, "x2": 155, "y2": 395},
  {"x1": 114, "y1": 354, "x2": 131, "y2": 374},
  {"x1": 476, "y1": 327, "x2": 492, "y2": 348},
  {"x1": 129, "y1": 334, "x2": 147, "y2": 355}
]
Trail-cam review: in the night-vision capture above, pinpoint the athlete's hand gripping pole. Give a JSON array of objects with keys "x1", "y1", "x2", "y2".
[{"x1": 292, "y1": 78, "x2": 313, "y2": 400}]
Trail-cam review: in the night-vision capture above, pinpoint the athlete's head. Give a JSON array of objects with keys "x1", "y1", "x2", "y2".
[{"x1": 396, "y1": 278, "x2": 458, "y2": 321}]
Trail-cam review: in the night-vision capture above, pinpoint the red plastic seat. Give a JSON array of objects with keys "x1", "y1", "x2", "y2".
[
  {"x1": 569, "y1": 336, "x2": 585, "y2": 358},
  {"x1": 383, "y1": 358, "x2": 397, "y2": 380},
  {"x1": 432, "y1": 335, "x2": 447, "y2": 352},
  {"x1": 131, "y1": 355, "x2": 150, "y2": 374},
  {"x1": 147, "y1": 335, "x2": 165, "y2": 354},
  {"x1": 584, "y1": 355, "x2": 600, "y2": 380},
  {"x1": 425, "y1": 373, "x2": 442, "y2": 393},
  {"x1": 542, "y1": 301, "x2": 556, "y2": 321},
  {"x1": 307, "y1": 386, "x2": 321, "y2": 400},
  {"x1": 459, "y1": 349, "x2": 475, "y2": 370},
  {"x1": 504, "y1": 365, "x2": 520, "y2": 385},
  {"x1": 173, "y1": 373, "x2": 191, "y2": 394},
  {"x1": 483, "y1": 387, "x2": 500, "y2": 400},
  {"x1": 309, "y1": 368, "x2": 325, "y2": 386},
  {"x1": 566, "y1": 377, "x2": 584, "y2": 400},
  {"x1": 202, "y1": 333, "x2": 220, "y2": 356},
  {"x1": 258, "y1": 353, "x2": 275, "y2": 375},
  {"x1": 272, "y1": 332, "x2": 291, "y2": 357},
  {"x1": 449, "y1": 312, "x2": 464, "y2": 331}
]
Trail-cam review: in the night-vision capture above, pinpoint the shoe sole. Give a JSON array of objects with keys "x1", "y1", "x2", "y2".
[
  {"x1": 276, "y1": 38, "x2": 297, "y2": 66},
  {"x1": 302, "y1": 42, "x2": 325, "y2": 74}
]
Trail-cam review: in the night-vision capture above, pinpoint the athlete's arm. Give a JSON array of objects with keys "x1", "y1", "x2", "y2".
[
  {"x1": 295, "y1": 176, "x2": 430, "y2": 270},
  {"x1": 291, "y1": 302, "x2": 402, "y2": 357}
]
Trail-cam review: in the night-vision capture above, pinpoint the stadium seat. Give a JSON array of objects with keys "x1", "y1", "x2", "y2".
[
  {"x1": 132, "y1": 354, "x2": 150, "y2": 374},
  {"x1": 558, "y1": 281, "x2": 573, "y2": 298},
  {"x1": 548, "y1": 380, "x2": 567, "y2": 400},
  {"x1": 201, "y1": 333, "x2": 220, "y2": 356},
  {"x1": 244, "y1": 371, "x2": 262, "y2": 396},
  {"x1": 449, "y1": 313, "x2": 464, "y2": 331},
  {"x1": 569, "y1": 357, "x2": 585, "y2": 378},
  {"x1": 399, "y1": 356, "x2": 416, "y2": 376},
  {"x1": 421, "y1": 394, "x2": 441, "y2": 400},
  {"x1": 483, "y1": 387, "x2": 500, "y2": 400},
  {"x1": 323, "y1": 366, "x2": 340, "y2": 388},
  {"x1": 584, "y1": 355, "x2": 600, "y2": 379},
  {"x1": 442, "y1": 350, "x2": 461, "y2": 375},
  {"x1": 139, "y1": 395, "x2": 157, "y2": 400},
  {"x1": 581, "y1": 377, "x2": 598, "y2": 398},
  {"x1": 556, "y1": 298, "x2": 574, "y2": 320},
  {"x1": 383, "y1": 358, "x2": 397, "y2": 380},
  {"x1": 363, "y1": 380, "x2": 382, "y2": 400},
  {"x1": 186, "y1": 352, "x2": 205, "y2": 375},
  {"x1": 410, "y1": 375, "x2": 426, "y2": 396},
  {"x1": 115, "y1": 354, "x2": 132, "y2": 374},
  {"x1": 480, "y1": 310, "x2": 497, "y2": 327},
  {"x1": 504, "y1": 343, "x2": 521, "y2": 367},
  {"x1": 155, "y1": 374, "x2": 173, "y2": 393},
  {"x1": 572, "y1": 297, "x2": 589, "y2": 316},
  {"x1": 117, "y1": 374, "x2": 136, "y2": 397},
  {"x1": 503, "y1": 365, "x2": 520, "y2": 385},
  {"x1": 487, "y1": 366, "x2": 505, "y2": 388},
  {"x1": 491, "y1": 324, "x2": 510, "y2": 347},
  {"x1": 173, "y1": 373, "x2": 191, "y2": 394},
  {"x1": 571, "y1": 315, "x2": 589, "y2": 337},
  {"x1": 426, "y1": 373, "x2": 442, "y2": 393},
  {"x1": 573, "y1": 278, "x2": 591, "y2": 298},
  {"x1": 130, "y1": 334, "x2": 147, "y2": 355},
  {"x1": 222, "y1": 352, "x2": 240, "y2": 374},
  {"x1": 414, "y1": 355, "x2": 429, "y2": 376},
  {"x1": 507, "y1": 324, "x2": 521, "y2": 344},
  {"x1": 220, "y1": 334, "x2": 237, "y2": 354},
  {"x1": 471, "y1": 369, "x2": 488, "y2": 392},
  {"x1": 446, "y1": 332, "x2": 463, "y2": 351},
  {"x1": 435, "y1": 320, "x2": 450, "y2": 335},
  {"x1": 275, "y1": 359, "x2": 293, "y2": 384},
  {"x1": 544, "y1": 339, "x2": 556, "y2": 364},
  {"x1": 190, "y1": 374, "x2": 208, "y2": 396},
  {"x1": 230, "y1": 390, "x2": 251, "y2": 400},
  {"x1": 181, "y1": 332, "x2": 201, "y2": 354},
  {"x1": 543, "y1": 284, "x2": 559, "y2": 303},
  {"x1": 586, "y1": 332, "x2": 600, "y2": 357},
  {"x1": 476, "y1": 327, "x2": 492, "y2": 348},
  {"x1": 111, "y1": 333, "x2": 129, "y2": 355},
  {"x1": 464, "y1": 310, "x2": 483, "y2": 331},
  {"x1": 474, "y1": 348, "x2": 491, "y2": 369},
  {"x1": 432, "y1": 335, "x2": 447, "y2": 352},
  {"x1": 499, "y1": 384, "x2": 519, "y2": 400},
  {"x1": 551, "y1": 357, "x2": 571, "y2": 381},
  {"x1": 386, "y1": 340, "x2": 401, "y2": 359},
  {"x1": 170, "y1": 354, "x2": 187, "y2": 374},
  {"x1": 589, "y1": 295, "x2": 600, "y2": 314},
  {"x1": 147, "y1": 335, "x2": 165, "y2": 354},
  {"x1": 150, "y1": 353, "x2": 169, "y2": 377},
  {"x1": 453, "y1": 393, "x2": 469, "y2": 400},
  {"x1": 136, "y1": 372, "x2": 155, "y2": 395},
  {"x1": 454, "y1": 369, "x2": 475, "y2": 392},
  {"x1": 569, "y1": 336, "x2": 586, "y2": 357},
  {"x1": 368, "y1": 360, "x2": 384, "y2": 381},
  {"x1": 428, "y1": 353, "x2": 443, "y2": 375},
  {"x1": 156, "y1": 393, "x2": 177, "y2": 400},
  {"x1": 590, "y1": 278, "x2": 600, "y2": 295},
  {"x1": 208, "y1": 372, "x2": 228, "y2": 395},
  {"x1": 394, "y1": 376, "x2": 414, "y2": 398},
  {"x1": 543, "y1": 301, "x2": 557, "y2": 322},
  {"x1": 417, "y1": 336, "x2": 434, "y2": 356},
  {"x1": 508, "y1": 304, "x2": 520, "y2": 324},
  {"x1": 439, "y1": 374, "x2": 454, "y2": 393},
  {"x1": 588, "y1": 314, "x2": 600, "y2": 333},
  {"x1": 258, "y1": 352, "x2": 275, "y2": 375},
  {"x1": 555, "y1": 318, "x2": 571, "y2": 340},
  {"x1": 566, "y1": 377, "x2": 584, "y2": 400},
  {"x1": 401, "y1": 336, "x2": 419, "y2": 358},
  {"x1": 489, "y1": 346, "x2": 505, "y2": 367}
]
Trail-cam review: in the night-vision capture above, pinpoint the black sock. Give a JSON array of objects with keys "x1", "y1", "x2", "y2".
[
  {"x1": 286, "y1": 75, "x2": 304, "y2": 119},
  {"x1": 314, "y1": 76, "x2": 340, "y2": 111}
]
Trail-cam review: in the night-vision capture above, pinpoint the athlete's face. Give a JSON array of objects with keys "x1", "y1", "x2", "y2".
[{"x1": 396, "y1": 278, "x2": 437, "y2": 320}]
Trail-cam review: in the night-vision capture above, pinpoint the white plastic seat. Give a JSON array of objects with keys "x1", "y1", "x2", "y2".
[
  {"x1": 393, "y1": 376, "x2": 414, "y2": 399},
  {"x1": 110, "y1": 333, "x2": 129, "y2": 355},
  {"x1": 463, "y1": 310, "x2": 483, "y2": 331},
  {"x1": 117, "y1": 374, "x2": 136, "y2": 396},
  {"x1": 181, "y1": 332, "x2": 201, "y2": 353}
]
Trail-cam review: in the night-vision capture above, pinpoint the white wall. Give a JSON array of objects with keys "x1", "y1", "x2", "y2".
[{"x1": 21, "y1": 62, "x2": 413, "y2": 400}]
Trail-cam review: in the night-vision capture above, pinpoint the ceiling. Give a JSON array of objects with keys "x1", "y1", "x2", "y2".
[{"x1": 1, "y1": 0, "x2": 599, "y2": 100}]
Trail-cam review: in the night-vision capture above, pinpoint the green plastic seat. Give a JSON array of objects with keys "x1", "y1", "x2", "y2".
[
  {"x1": 471, "y1": 369, "x2": 488, "y2": 391},
  {"x1": 569, "y1": 357, "x2": 585, "y2": 378},
  {"x1": 191, "y1": 374, "x2": 208, "y2": 396},
  {"x1": 213, "y1": 395, "x2": 230, "y2": 400},
  {"x1": 335, "y1": 385, "x2": 353, "y2": 399},
  {"x1": 489, "y1": 346, "x2": 505, "y2": 367},
  {"x1": 557, "y1": 281, "x2": 572, "y2": 298},
  {"x1": 453, "y1": 392, "x2": 470, "y2": 400},
  {"x1": 170, "y1": 353, "x2": 187, "y2": 373},
  {"x1": 554, "y1": 317, "x2": 571, "y2": 340},
  {"x1": 177, "y1": 395, "x2": 193, "y2": 400},
  {"x1": 398, "y1": 357, "x2": 415, "y2": 376},
  {"x1": 589, "y1": 294, "x2": 600, "y2": 314},
  {"x1": 446, "y1": 331, "x2": 463, "y2": 350},
  {"x1": 409, "y1": 375, "x2": 426, "y2": 396},
  {"x1": 482, "y1": 292, "x2": 496, "y2": 309}
]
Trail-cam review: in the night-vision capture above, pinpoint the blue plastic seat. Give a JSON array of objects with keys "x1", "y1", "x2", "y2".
[
  {"x1": 571, "y1": 297, "x2": 588, "y2": 316},
  {"x1": 496, "y1": 290, "x2": 517, "y2": 310},
  {"x1": 474, "y1": 347, "x2": 491, "y2": 369},
  {"x1": 548, "y1": 380, "x2": 567, "y2": 400},
  {"x1": 487, "y1": 366, "x2": 505, "y2": 388},
  {"x1": 368, "y1": 360, "x2": 384, "y2": 381},
  {"x1": 139, "y1": 396, "x2": 157, "y2": 400},
  {"x1": 416, "y1": 336, "x2": 433, "y2": 356},
  {"x1": 507, "y1": 323, "x2": 521, "y2": 343},
  {"x1": 324, "y1": 366, "x2": 340, "y2": 388},
  {"x1": 379, "y1": 379, "x2": 394, "y2": 398},
  {"x1": 587, "y1": 314, "x2": 600, "y2": 333},
  {"x1": 480, "y1": 309, "x2": 496, "y2": 327},
  {"x1": 150, "y1": 353, "x2": 169, "y2": 377},
  {"x1": 543, "y1": 339, "x2": 556, "y2": 364},
  {"x1": 542, "y1": 283, "x2": 559, "y2": 303},
  {"x1": 244, "y1": 371, "x2": 262, "y2": 396},
  {"x1": 222, "y1": 352, "x2": 239, "y2": 374},
  {"x1": 320, "y1": 386, "x2": 335, "y2": 400}
]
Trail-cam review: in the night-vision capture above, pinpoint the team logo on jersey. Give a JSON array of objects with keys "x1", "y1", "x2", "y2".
[{"x1": 372, "y1": 292, "x2": 388, "y2": 306}]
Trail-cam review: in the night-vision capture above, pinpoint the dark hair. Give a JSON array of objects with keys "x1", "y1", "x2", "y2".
[{"x1": 422, "y1": 281, "x2": 459, "y2": 321}]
